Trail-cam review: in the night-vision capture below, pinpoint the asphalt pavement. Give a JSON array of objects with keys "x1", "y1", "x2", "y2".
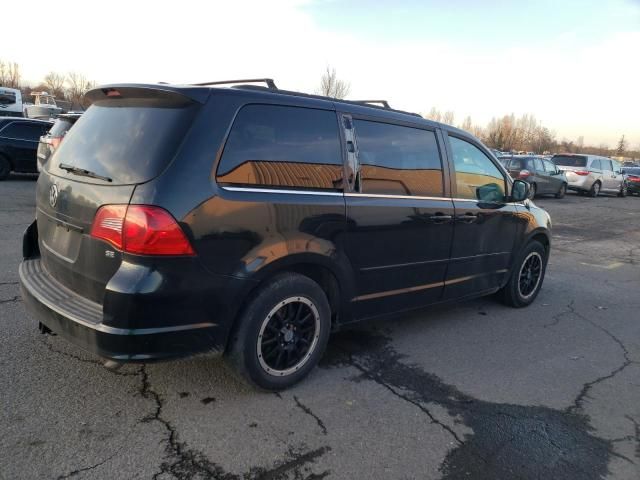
[{"x1": 1, "y1": 175, "x2": 639, "y2": 480}]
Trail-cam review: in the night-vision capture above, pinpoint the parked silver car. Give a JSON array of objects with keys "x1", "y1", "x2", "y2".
[{"x1": 552, "y1": 154, "x2": 627, "y2": 197}]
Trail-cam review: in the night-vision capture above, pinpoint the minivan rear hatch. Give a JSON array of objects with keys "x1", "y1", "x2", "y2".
[
  {"x1": 37, "y1": 86, "x2": 202, "y2": 303},
  {"x1": 553, "y1": 155, "x2": 587, "y2": 172}
]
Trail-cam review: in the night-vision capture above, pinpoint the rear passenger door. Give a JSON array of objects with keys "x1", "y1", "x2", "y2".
[
  {"x1": 443, "y1": 134, "x2": 520, "y2": 299},
  {"x1": 600, "y1": 159, "x2": 615, "y2": 191},
  {"x1": 344, "y1": 117, "x2": 454, "y2": 319},
  {"x1": 532, "y1": 158, "x2": 550, "y2": 193}
]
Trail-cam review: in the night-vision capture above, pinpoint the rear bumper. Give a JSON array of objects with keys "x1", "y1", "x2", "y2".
[{"x1": 19, "y1": 258, "x2": 240, "y2": 362}]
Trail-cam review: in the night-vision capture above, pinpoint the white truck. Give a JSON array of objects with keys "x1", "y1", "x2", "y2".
[{"x1": 0, "y1": 87, "x2": 24, "y2": 117}]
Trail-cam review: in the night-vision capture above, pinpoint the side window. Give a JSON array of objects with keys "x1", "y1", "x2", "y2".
[
  {"x1": 590, "y1": 159, "x2": 601, "y2": 170},
  {"x1": 542, "y1": 160, "x2": 557, "y2": 173},
  {"x1": 216, "y1": 105, "x2": 342, "y2": 190},
  {"x1": 449, "y1": 136, "x2": 506, "y2": 202},
  {"x1": 353, "y1": 120, "x2": 443, "y2": 197},
  {"x1": 533, "y1": 158, "x2": 544, "y2": 172},
  {"x1": 600, "y1": 159, "x2": 612, "y2": 172},
  {"x1": 0, "y1": 123, "x2": 45, "y2": 141}
]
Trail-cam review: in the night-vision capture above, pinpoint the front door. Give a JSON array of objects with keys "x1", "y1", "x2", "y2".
[
  {"x1": 443, "y1": 134, "x2": 521, "y2": 299},
  {"x1": 344, "y1": 117, "x2": 454, "y2": 319}
]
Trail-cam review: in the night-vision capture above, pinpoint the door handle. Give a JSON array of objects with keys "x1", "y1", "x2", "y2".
[
  {"x1": 429, "y1": 213, "x2": 453, "y2": 223},
  {"x1": 456, "y1": 213, "x2": 478, "y2": 223}
]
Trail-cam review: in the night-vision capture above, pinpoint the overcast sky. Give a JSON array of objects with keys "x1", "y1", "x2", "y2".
[{"x1": 5, "y1": 0, "x2": 640, "y2": 147}]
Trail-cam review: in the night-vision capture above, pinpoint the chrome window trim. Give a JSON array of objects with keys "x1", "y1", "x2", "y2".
[
  {"x1": 220, "y1": 186, "x2": 344, "y2": 197},
  {"x1": 345, "y1": 192, "x2": 449, "y2": 201}
]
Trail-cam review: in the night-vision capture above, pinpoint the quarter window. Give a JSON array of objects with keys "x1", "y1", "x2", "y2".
[
  {"x1": 533, "y1": 158, "x2": 544, "y2": 172},
  {"x1": 353, "y1": 120, "x2": 443, "y2": 197},
  {"x1": 217, "y1": 105, "x2": 342, "y2": 190},
  {"x1": 449, "y1": 136, "x2": 506, "y2": 202},
  {"x1": 590, "y1": 159, "x2": 602, "y2": 170}
]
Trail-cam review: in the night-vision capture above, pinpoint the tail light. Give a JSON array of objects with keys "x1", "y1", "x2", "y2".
[
  {"x1": 575, "y1": 170, "x2": 590, "y2": 176},
  {"x1": 91, "y1": 205, "x2": 195, "y2": 256},
  {"x1": 629, "y1": 176, "x2": 640, "y2": 183},
  {"x1": 518, "y1": 169, "x2": 531, "y2": 179}
]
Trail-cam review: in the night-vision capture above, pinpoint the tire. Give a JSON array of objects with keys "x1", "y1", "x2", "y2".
[
  {"x1": 528, "y1": 183, "x2": 537, "y2": 199},
  {"x1": 618, "y1": 183, "x2": 627, "y2": 197},
  {"x1": 226, "y1": 273, "x2": 331, "y2": 390},
  {"x1": 0, "y1": 156, "x2": 11, "y2": 180},
  {"x1": 588, "y1": 181, "x2": 600, "y2": 197},
  {"x1": 498, "y1": 240, "x2": 547, "y2": 308},
  {"x1": 555, "y1": 183, "x2": 567, "y2": 199}
]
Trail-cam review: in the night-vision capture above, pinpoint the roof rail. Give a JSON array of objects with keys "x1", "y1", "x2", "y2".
[
  {"x1": 352, "y1": 100, "x2": 391, "y2": 109},
  {"x1": 193, "y1": 78, "x2": 278, "y2": 90}
]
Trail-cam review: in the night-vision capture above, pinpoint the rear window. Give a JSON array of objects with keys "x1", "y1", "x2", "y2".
[
  {"x1": 0, "y1": 90, "x2": 17, "y2": 105},
  {"x1": 624, "y1": 167, "x2": 640, "y2": 175},
  {"x1": 553, "y1": 155, "x2": 587, "y2": 167},
  {"x1": 506, "y1": 158, "x2": 527, "y2": 170},
  {"x1": 50, "y1": 98, "x2": 198, "y2": 184}
]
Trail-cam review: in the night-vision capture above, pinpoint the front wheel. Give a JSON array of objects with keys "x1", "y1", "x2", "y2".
[
  {"x1": 555, "y1": 183, "x2": 567, "y2": 199},
  {"x1": 498, "y1": 240, "x2": 547, "y2": 308},
  {"x1": 618, "y1": 184, "x2": 627, "y2": 197},
  {"x1": 226, "y1": 273, "x2": 331, "y2": 390},
  {"x1": 588, "y1": 181, "x2": 600, "y2": 197}
]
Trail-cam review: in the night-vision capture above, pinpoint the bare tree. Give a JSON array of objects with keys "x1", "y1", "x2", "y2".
[
  {"x1": 318, "y1": 66, "x2": 350, "y2": 99},
  {"x1": 460, "y1": 116, "x2": 473, "y2": 133},
  {"x1": 442, "y1": 111, "x2": 455, "y2": 125},
  {"x1": 0, "y1": 60, "x2": 21, "y2": 89},
  {"x1": 44, "y1": 72, "x2": 66, "y2": 98},
  {"x1": 425, "y1": 107, "x2": 442, "y2": 122},
  {"x1": 616, "y1": 135, "x2": 626, "y2": 156},
  {"x1": 66, "y1": 72, "x2": 96, "y2": 108}
]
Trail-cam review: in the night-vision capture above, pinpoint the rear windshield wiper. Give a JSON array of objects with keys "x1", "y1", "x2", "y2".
[{"x1": 59, "y1": 163, "x2": 112, "y2": 183}]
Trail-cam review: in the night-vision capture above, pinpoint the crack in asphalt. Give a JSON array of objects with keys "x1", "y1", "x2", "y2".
[
  {"x1": 626, "y1": 416, "x2": 640, "y2": 459},
  {"x1": 138, "y1": 365, "x2": 331, "y2": 480},
  {"x1": 56, "y1": 445, "x2": 127, "y2": 479},
  {"x1": 0, "y1": 281, "x2": 19, "y2": 286},
  {"x1": 0, "y1": 295, "x2": 21, "y2": 305},
  {"x1": 563, "y1": 302, "x2": 636, "y2": 415},
  {"x1": 346, "y1": 355, "x2": 466, "y2": 447},
  {"x1": 322, "y1": 329, "x2": 617, "y2": 479},
  {"x1": 293, "y1": 396, "x2": 328, "y2": 436}
]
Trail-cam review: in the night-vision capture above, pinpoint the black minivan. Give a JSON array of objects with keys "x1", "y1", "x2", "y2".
[{"x1": 20, "y1": 80, "x2": 551, "y2": 389}]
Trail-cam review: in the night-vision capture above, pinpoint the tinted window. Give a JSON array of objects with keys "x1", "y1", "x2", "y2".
[
  {"x1": 624, "y1": 167, "x2": 640, "y2": 175},
  {"x1": 52, "y1": 99, "x2": 198, "y2": 184},
  {"x1": 450, "y1": 136, "x2": 505, "y2": 202},
  {"x1": 507, "y1": 158, "x2": 526, "y2": 170},
  {"x1": 217, "y1": 105, "x2": 342, "y2": 190},
  {"x1": 0, "y1": 122, "x2": 48, "y2": 141},
  {"x1": 354, "y1": 120, "x2": 443, "y2": 196},
  {"x1": 553, "y1": 155, "x2": 587, "y2": 167},
  {"x1": 590, "y1": 159, "x2": 602, "y2": 170},
  {"x1": 600, "y1": 159, "x2": 612, "y2": 171}
]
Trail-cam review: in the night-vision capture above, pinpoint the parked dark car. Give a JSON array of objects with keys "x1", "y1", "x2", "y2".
[
  {"x1": 622, "y1": 167, "x2": 640, "y2": 195},
  {"x1": 503, "y1": 156, "x2": 568, "y2": 198},
  {"x1": 37, "y1": 113, "x2": 82, "y2": 172},
  {"x1": 19, "y1": 80, "x2": 551, "y2": 390},
  {"x1": 0, "y1": 117, "x2": 52, "y2": 179}
]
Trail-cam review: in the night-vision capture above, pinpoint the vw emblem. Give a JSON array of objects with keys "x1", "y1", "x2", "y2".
[{"x1": 49, "y1": 184, "x2": 59, "y2": 208}]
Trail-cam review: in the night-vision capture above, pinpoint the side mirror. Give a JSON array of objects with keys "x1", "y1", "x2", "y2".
[{"x1": 511, "y1": 179, "x2": 529, "y2": 202}]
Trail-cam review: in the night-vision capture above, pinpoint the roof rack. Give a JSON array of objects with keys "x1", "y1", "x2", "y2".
[
  {"x1": 193, "y1": 78, "x2": 278, "y2": 90},
  {"x1": 352, "y1": 100, "x2": 391, "y2": 109}
]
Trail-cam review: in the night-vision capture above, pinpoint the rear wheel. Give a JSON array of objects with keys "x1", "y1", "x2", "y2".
[
  {"x1": 588, "y1": 181, "x2": 600, "y2": 197},
  {"x1": 226, "y1": 273, "x2": 331, "y2": 390},
  {"x1": 555, "y1": 183, "x2": 567, "y2": 199},
  {"x1": 498, "y1": 240, "x2": 547, "y2": 308},
  {"x1": 528, "y1": 183, "x2": 537, "y2": 199},
  {"x1": 0, "y1": 156, "x2": 11, "y2": 180}
]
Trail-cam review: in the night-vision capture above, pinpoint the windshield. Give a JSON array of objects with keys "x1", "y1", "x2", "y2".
[
  {"x1": 553, "y1": 155, "x2": 587, "y2": 167},
  {"x1": 51, "y1": 98, "x2": 199, "y2": 184}
]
